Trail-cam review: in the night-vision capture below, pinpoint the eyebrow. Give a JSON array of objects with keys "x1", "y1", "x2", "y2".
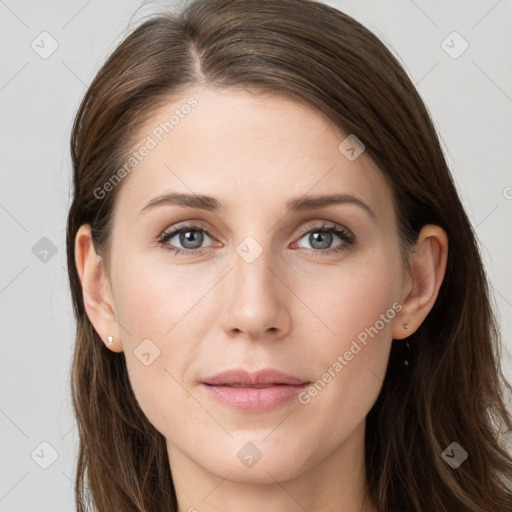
[{"x1": 139, "y1": 192, "x2": 375, "y2": 218}]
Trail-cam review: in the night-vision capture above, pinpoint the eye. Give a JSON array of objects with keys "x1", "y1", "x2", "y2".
[
  {"x1": 158, "y1": 223, "x2": 217, "y2": 255},
  {"x1": 293, "y1": 222, "x2": 355, "y2": 255}
]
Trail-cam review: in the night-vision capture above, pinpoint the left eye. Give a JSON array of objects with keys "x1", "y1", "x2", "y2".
[{"x1": 293, "y1": 225, "x2": 354, "y2": 253}]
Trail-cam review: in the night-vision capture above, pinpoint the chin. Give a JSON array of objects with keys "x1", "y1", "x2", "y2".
[{"x1": 195, "y1": 437, "x2": 317, "y2": 484}]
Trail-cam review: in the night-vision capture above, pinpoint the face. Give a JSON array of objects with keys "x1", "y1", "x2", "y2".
[{"x1": 106, "y1": 86, "x2": 408, "y2": 484}]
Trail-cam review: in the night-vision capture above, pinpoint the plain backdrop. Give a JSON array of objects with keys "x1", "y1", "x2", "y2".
[{"x1": 0, "y1": 0, "x2": 511, "y2": 510}]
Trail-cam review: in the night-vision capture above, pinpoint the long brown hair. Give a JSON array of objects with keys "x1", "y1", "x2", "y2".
[{"x1": 66, "y1": 0, "x2": 512, "y2": 510}]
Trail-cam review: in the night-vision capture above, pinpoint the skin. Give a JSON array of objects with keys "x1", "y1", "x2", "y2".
[{"x1": 75, "y1": 86, "x2": 448, "y2": 512}]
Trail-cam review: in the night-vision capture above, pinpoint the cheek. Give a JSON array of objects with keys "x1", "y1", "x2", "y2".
[
  {"x1": 292, "y1": 253, "x2": 401, "y2": 416},
  {"x1": 112, "y1": 250, "x2": 210, "y2": 338},
  {"x1": 295, "y1": 249, "x2": 401, "y2": 347},
  {"x1": 110, "y1": 253, "x2": 214, "y2": 433}
]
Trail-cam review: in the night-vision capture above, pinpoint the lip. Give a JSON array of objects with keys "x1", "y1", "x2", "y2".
[
  {"x1": 202, "y1": 369, "x2": 309, "y2": 386},
  {"x1": 201, "y1": 369, "x2": 310, "y2": 412}
]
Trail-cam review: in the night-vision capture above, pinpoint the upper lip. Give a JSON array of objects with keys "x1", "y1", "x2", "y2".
[{"x1": 202, "y1": 369, "x2": 310, "y2": 387}]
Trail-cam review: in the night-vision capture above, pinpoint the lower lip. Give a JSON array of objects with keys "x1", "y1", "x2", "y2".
[{"x1": 200, "y1": 383, "x2": 309, "y2": 412}]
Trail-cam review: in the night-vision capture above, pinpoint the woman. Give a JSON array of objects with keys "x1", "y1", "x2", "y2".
[{"x1": 66, "y1": 0, "x2": 512, "y2": 510}]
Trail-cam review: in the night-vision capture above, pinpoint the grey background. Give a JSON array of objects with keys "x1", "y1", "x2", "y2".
[{"x1": 1, "y1": 0, "x2": 511, "y2": 510}]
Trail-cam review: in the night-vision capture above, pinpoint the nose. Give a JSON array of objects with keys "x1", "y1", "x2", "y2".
[{"x1": 220, "y1": 247, "x2": 291, "y2": 342}]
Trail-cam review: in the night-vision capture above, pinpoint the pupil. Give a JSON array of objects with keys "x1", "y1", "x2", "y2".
[
  {"x1": 181, "y1": 230, "x2": 203, "y2": 249},
  {"x1": 310, "y1": 231, "x2": 331, "y2": 250}
]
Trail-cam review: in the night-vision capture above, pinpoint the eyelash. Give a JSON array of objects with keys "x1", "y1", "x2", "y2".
[{"x1": 158, "y1": 221, "x2": 355, "y2": 257}]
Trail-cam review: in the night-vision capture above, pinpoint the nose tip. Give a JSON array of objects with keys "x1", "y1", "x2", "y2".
[{"x1": 221, "y1": 259, "x2": 291, "y2": 342}]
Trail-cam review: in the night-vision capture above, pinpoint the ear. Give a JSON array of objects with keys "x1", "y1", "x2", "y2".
[
  {"x1": 393, "y1": 224, "x2": 448, "y2": 339},
  {"x1": 74, "y1": 224, "x2": 123, "y2": 352}
]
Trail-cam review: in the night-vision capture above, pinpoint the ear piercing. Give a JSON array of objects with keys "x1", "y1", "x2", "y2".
[{"x1": 107, "y1": 336, "x2": 114, "y2": 346}]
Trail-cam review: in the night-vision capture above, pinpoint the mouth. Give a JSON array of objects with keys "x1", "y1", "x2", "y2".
[
  {"x1": 205, "y1": 383, "x2": 291, "y2": 388},
  {"x1": 200, "y1": 369, "x2": 310, "y2": 412}
]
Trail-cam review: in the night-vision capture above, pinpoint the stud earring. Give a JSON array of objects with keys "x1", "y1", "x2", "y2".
[
  {"x1": 107, "y1": 336, "x2": 113, "y2": 346},
  {"x1": 403, "y1": 323, "x2": 409, "y2": 330}
]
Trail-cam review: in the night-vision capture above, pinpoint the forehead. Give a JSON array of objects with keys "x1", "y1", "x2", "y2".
[{"x1": 113, "y1": 86, "x2": 395, "y2": 224}]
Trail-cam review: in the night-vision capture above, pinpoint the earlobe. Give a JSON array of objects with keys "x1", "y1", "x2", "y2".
[
  {"x1": 393, "y1": 224, "x2": 448, "y2": 340},
  {"x1": 74, "y1": 224, "x2": 123, "y2": 352}
]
